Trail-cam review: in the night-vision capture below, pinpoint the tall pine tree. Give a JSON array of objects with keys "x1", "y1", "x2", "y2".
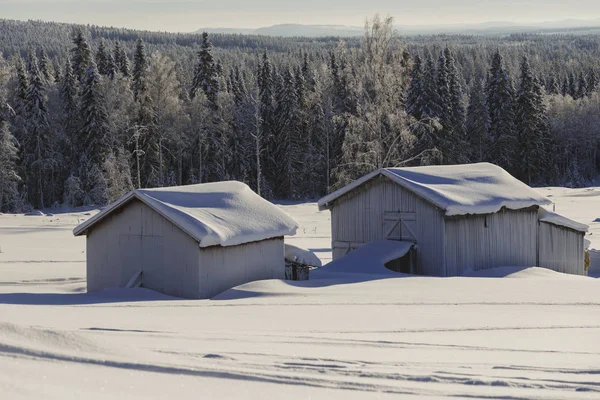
[
  {"x1": 486, "y1": 51, "x2": 517, "y2": 171},
  {"x1": 132, "y1": 37, "x2": 148, "y2": 101},
  {"x1": 70, "y1": 28, "x2": 92, "y2": 83},
  {"x1": 515, "y1": 57, "x2": 549, "y2": 185},
  {"x1": 190, "y1": 32, "x2": 219, "y2": 105},
  {"x1": 466, "y1": 78, "x2": 489, "y2": 162},
  {"x1": 79, "y1": 60, "x2": 110, "y2": 204}
]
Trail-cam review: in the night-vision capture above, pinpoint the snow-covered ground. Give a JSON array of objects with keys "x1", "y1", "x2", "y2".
[{"x1": 1, "y1": 188, "x2": 600, "y2": 399}]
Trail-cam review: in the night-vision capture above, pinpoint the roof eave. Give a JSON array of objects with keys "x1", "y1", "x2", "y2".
[{"x1": 72, "y1": 191, "x2": 137, "y2": 237}]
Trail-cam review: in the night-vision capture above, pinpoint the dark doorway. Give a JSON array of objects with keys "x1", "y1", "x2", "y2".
[{"x1": 384, "y1": 246, "x2": 415, "y2": 274}]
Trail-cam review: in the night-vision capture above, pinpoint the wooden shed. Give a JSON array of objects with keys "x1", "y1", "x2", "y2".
[
  {"x1": 318, "y1": 163, "x2": 588, "y2": 276},
  {"x1": 73, "y1": 181, "x2": 298, "y2": 299}
]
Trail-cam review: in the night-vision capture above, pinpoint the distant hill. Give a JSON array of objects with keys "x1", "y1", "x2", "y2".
[
  {"x1": 197, "y1": 24, "x2": 363, "y2": 38},
  {"x1": 197, "y1": 19, "x2": 600, "y2": 37}
]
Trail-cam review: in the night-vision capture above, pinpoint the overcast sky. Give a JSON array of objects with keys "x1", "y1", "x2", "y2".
[{"x1": 1, "y1": 0, "x2": 599, "y2": 32}]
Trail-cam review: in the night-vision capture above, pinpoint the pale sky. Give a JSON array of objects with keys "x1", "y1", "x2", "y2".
[{"x1": 0, "y1": 0, "x2": 599, "y2": 32}]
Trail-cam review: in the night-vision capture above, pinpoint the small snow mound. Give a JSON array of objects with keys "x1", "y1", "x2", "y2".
[
  {"x1": 462, "y1": 266, "x2": 590, "y2": 280},
  {"x1": 285, "y1": 244, "x2": 322, "y2": 267}
]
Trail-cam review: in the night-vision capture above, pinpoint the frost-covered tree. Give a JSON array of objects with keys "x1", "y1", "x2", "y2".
[
  {"x1": 132, "y1": 37, "x2": 148, "y2": 101},
  {"x1": 335, "y1": 15, "x2": 415, "y2": 187},
  {"x1": 0, "y1": 121, "x2": 21, "y2": 212},
  {"x1": 22, "y1": 60, "x2": 53, "y2": 208},
  {"x1": 466, "y1": 78, "x2": 489, "y2": 162},
  {"x1": 486, "y1": 51, "x2": 516, "y2": 171},
  {"x1": 96, "y1": 40, "x2": 116, "y2": 79},
  {"x1": 60, "y1": 59, "x2": 79, "y2": 167},
  {"x1": 147, "y1": 52, "x2": 182, "y2": 187},
  {"x1": 406, "y1": 54, "x2": 425, "y2": 120},
  {"x1": 39, "y1": 48, "x2": 52, "y2": 82},
  {"x1": 0, "y1": 56, "x2": 21, "y2": 212},
  {"x1": 515, "y1": 57, "x2": 550, "y2": 184},
  {"x1": 190, "y1": 32, "x2": 219, "y2": 104},
  {"x1": 70, "y1": 28, "x2": 92, "y2": 82},
  {"x1": 113, "y1": 41, "x2": 131, "y2": 77},
  {"x1": 79, "y1": 60, "x2": 110, "y2": 204}
]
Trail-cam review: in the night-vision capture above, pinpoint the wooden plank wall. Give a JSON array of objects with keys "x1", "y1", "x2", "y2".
[
  {"x1": 444, "y1": 209, "x2": 538, "y2": 276},
  {"x1": 199, "y1": 238, "x2": 285, "y2": 298},
  {"x1": 86, "y1": 200, "x2": 200, "y2": 298},
  {"x1": 538, "y1": 222, "x2": 585, "y2": 275}
]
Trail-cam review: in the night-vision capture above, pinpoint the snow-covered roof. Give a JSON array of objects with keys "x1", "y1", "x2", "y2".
[
  {"x1": 73, "y1": 181, "x2": 298, "y2": 248},
  {"x1": 538, "y1": 208, "x2": 588, "y2": 232},
  {"x1": 318, "y1": 163, "x2": 553, "y2": 216}
]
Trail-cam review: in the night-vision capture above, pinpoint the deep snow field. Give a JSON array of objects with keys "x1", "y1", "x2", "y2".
[{"x1": 1, "y1": 187, "x2": 600, "y2": 399}]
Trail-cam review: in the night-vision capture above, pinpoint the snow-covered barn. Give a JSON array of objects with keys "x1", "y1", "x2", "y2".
[
  {"x1": 73, "y1": 181, "x2": 298, "y2": 299},
  {"x1": 318, "y1": 163, "x2": 588, "y2": 276}
]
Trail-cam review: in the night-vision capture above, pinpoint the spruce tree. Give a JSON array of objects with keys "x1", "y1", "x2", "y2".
[
  {"x1": 79, "y1": 60, "x2": 110, "y2": 204},
  {"x1": 23, "y1": 60, "x2": 52, "y2": 208},
  {"x1": 190, "y1": 32, "x2": 218, "y2": 104},
  {"x1": 15, "y1": 58, "x2": 29, "y2": 112},
  {"x1": 70, "y1": 27, "x2": 92, "y2": 82},
  {"x1": 96, "y1": 40, "x2": 116, "y2": 78},
  {"x1": 0, "y1": 121, "x2": 21, "y2": 212},
  {"x1": 53, "y1": 60, "x2": 62, "y2": 83},
  {"x1": 486, "y1": 51, "x2": 517, "y2": 171},
  {"x1": 466, "y1": 78, "x2": 489, "y2": 162},
  {"x1": 576, "y1": 73, "x2": 588, "y2": 99},
  {"x1": 515, "y1": 57, "x2": 549, "y2": 184},
  {"x1": 406, "y1": 54, "x2": 425, "y2": 120},
  {"x1": 38, "y1": 48, "x2": 52, "y2": 82},
  {"x1": 26, "y1": 48, "x2": 38, "y2": 75},
  {"x1": 587, "y1": 68, "x2": 598, "y2": 93},
  {"x1": 60, "y1": 60, "x2": 79, "y2": 165},
  {"x1": 132, "y1": 37, "x2": 148, "y2": 101},
  {"x1": 421, "y1": 55, "x2": 441, "y2": 120},
  {"x1": 546, "y1": 71, "x2": 560, "y2": 95},
  {"x1": 567, "y1": 72, "x2": 577, "y2": 98},
  {"x1": 113, "y1": 41, "x2": 131, "y2": 77},
  {"x1": 444, "y1": 47, "x2": 467, "y2": 163}
]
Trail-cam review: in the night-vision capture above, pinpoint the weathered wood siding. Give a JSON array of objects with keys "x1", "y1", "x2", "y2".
[
  {"x1": 330, "y1": 176, "x2": 446, "y2": 275},
  {"x1": 538, "y1": 222, "x2": 585, "y2": 275},
  {"x1": 198, "y1": 238, "x2": 285, "y2": 298},
  {"x1": 86, "y1": 200, "x2": 200, "y2": 298},
  {"x1": 444, "y1": 208, "x2": 538, "y2": 276}
]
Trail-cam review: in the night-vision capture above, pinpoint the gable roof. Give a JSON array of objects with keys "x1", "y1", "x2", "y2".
[
  {"x1": 318, "y1": 163, "x2": 553, "y2": 216},
  {"x1": 73, "y1": 181, "x2": 298, "y2": 248}
]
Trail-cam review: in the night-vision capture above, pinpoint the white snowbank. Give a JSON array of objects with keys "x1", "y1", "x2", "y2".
[
  {"x1": 319, "y1": 163, "x2": 552, "y2": 216},
  {"x1": 73, "y1": 181, "x2": 298, "y2": 247},
  {"x1": 284, "y1": 244, "x2": 322, "y2": 267},
  {"x1": 538, "y1": 208, "x2": 589, "y2": 232},
  {"x1": 462, "y1": 266, "x2": 591, "y2": 280},
  {"x1": 317, "y1": 239, "x2": 413, "y2": 276}
]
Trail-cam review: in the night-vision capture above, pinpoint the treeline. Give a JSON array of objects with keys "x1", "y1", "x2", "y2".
[{"x1": 0, "y1": 16, "x2": 600, "y2": 212}]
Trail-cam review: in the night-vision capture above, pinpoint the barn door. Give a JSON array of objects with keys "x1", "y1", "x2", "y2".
[{"x1": 383, "y1": 211, "x2": 417, "y2": 242}]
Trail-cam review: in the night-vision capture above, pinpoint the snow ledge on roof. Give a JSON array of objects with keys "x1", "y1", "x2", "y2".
[{"x1": 538, "y1": 208, "x2": 589, "y2": 232}]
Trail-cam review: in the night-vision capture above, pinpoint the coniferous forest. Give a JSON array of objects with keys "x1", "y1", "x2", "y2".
[{"x1": 1, "y1": 16, "x2": 600, "y2": 212}]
